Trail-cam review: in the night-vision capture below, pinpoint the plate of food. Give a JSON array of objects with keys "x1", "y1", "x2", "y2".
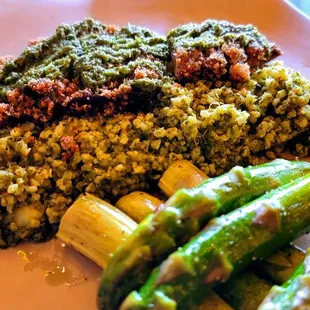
[{"x1": 1, "y1": 0, "x2": 310, "y2": 309}]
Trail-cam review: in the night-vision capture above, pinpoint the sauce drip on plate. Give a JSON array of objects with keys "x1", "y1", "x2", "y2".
[{"x1": 17, "y1": 240, "x2": 87, "y2": 287}]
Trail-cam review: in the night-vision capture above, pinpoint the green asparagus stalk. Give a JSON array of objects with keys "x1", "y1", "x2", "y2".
[
  {"x1": 253, "y1": 245, "x2": 306, "y2": 284},
  {"x1": 160, "y1": 159, "x2": 307, "y2": 290},
  {"x1": 215, "y1": 271, "x2": 273, "y2": 310},
  {"x1": 98, "y1": 159, "x2": 310, "y2": 310},
  {"x1": 160, "y1": 161, "x2": 273, "y2": 310},
  {"x1": 160, "y1": 159, "x2": 306, "y2": 301},
  {"x1": 197, "y1": 291, "x2": 233, "y2": 310},
  {"x1": 258, "y1": 248, "x2": 310, "y2": 310},
  {"x1": 161, "y1": 159, "x2": 278, "y2": 310},
  {"x1": 120, "y1": 173, "x2": 310, "y2": 310},
  {"x1": 222, "y1": 245, "x2": 305, "y2": 310}
]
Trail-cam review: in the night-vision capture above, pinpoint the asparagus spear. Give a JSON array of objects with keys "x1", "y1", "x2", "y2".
[
  {"x1": 161, "y1": 160, "x2": 307, "y2": 290},
  {"x1": 258, "y1": 248, "x2": 310, "y2": 310},
  {"x1": 159, "y1": 160, "x2": 208, "y2": 197},
  {"x1": 220, "y1": 246, "x2": 305, "y2": 310},
  {"x1": 98, "y1": 159, "x2": 310, "y2": 310},
  {"x1": 161, "y1": 160, "x2": 273, "y2": 309},
  {"x1": 58, "y1": 191, "x2": 233, "y2": 310},
  {"x1": 198, "y1": 291, "x2": 233, "y2": 310},
  {"x1": 215, "y1": 270, "x2": 273, "y2": 310},
  {"x1": 57, "y1": 194, "x2": 137, "y2": 268},
  {"x1": 253, "y1": 245, "x2": 306, "y2": 284},
  {"x1": 115, "y1": 191, "x2": 163, "y2": 223},
  {"x1": 161, "y1": 160, "x2": 306, "y2": 289},
  {"x1": 120, "y1": 173, "x2": 310, "y2": 310}
]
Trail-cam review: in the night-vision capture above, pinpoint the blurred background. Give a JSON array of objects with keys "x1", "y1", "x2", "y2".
[{"x1": 289, "y1": 0, "x2": 310, "y2": 16}]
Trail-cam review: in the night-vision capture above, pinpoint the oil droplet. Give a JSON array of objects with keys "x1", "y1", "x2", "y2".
[
  {"x1": 17, "y1": 250, "x2": 30, "y2": 263},
  {"x1": 17, "y1": 240, "x2": 86, "y2": 287}
]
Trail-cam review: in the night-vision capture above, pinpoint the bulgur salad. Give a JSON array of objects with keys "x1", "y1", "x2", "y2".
[{"x1": 0, "y1": 18, "x2": 309, "y2": 250}]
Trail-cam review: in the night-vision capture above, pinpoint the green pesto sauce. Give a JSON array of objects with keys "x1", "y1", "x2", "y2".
[
  {"x1": 167, "y1": 19, "x2": 270, "y2": 52},
  {"x1": 0, "y1": 19, "x2": 168, "y2": 99}
]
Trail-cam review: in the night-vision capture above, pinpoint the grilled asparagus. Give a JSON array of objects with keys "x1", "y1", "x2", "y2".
[
  {"x1": 215, "y1": 270, "x2": 273, "y2": 310},
  {"x1": 121, "y1": 174, "x2": 310, "y2": 309},
  {"x1": 254, "y1": 246, "x2": 306, "y2": 285},
  {"x1": 57, "y1": 194, "x2": 137, "y2": 268},
  {"x1": 258, "y1": 248, "x2": 310, "y2": 310},
  {"x1": 161, "y1": 160, "x2": 273, "y2": 310},
  {"x1": 98, "y1": 159, "x2": 310, "y2": 309},
  {"x1": 115, "y1": 191, "x2": 163, "y2": 223},
  {"x1": 158, "y1": 160, "x2": 208, "y2": 197}
]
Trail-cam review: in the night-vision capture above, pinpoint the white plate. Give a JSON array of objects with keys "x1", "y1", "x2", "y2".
[{"x1": 0, "y1": 0, "x2": 310, "y2": 309}]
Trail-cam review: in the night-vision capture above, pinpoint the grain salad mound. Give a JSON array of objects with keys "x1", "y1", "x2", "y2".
[{"x1": 0, "y1": 61, "x2": 309, "y2": 246}]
